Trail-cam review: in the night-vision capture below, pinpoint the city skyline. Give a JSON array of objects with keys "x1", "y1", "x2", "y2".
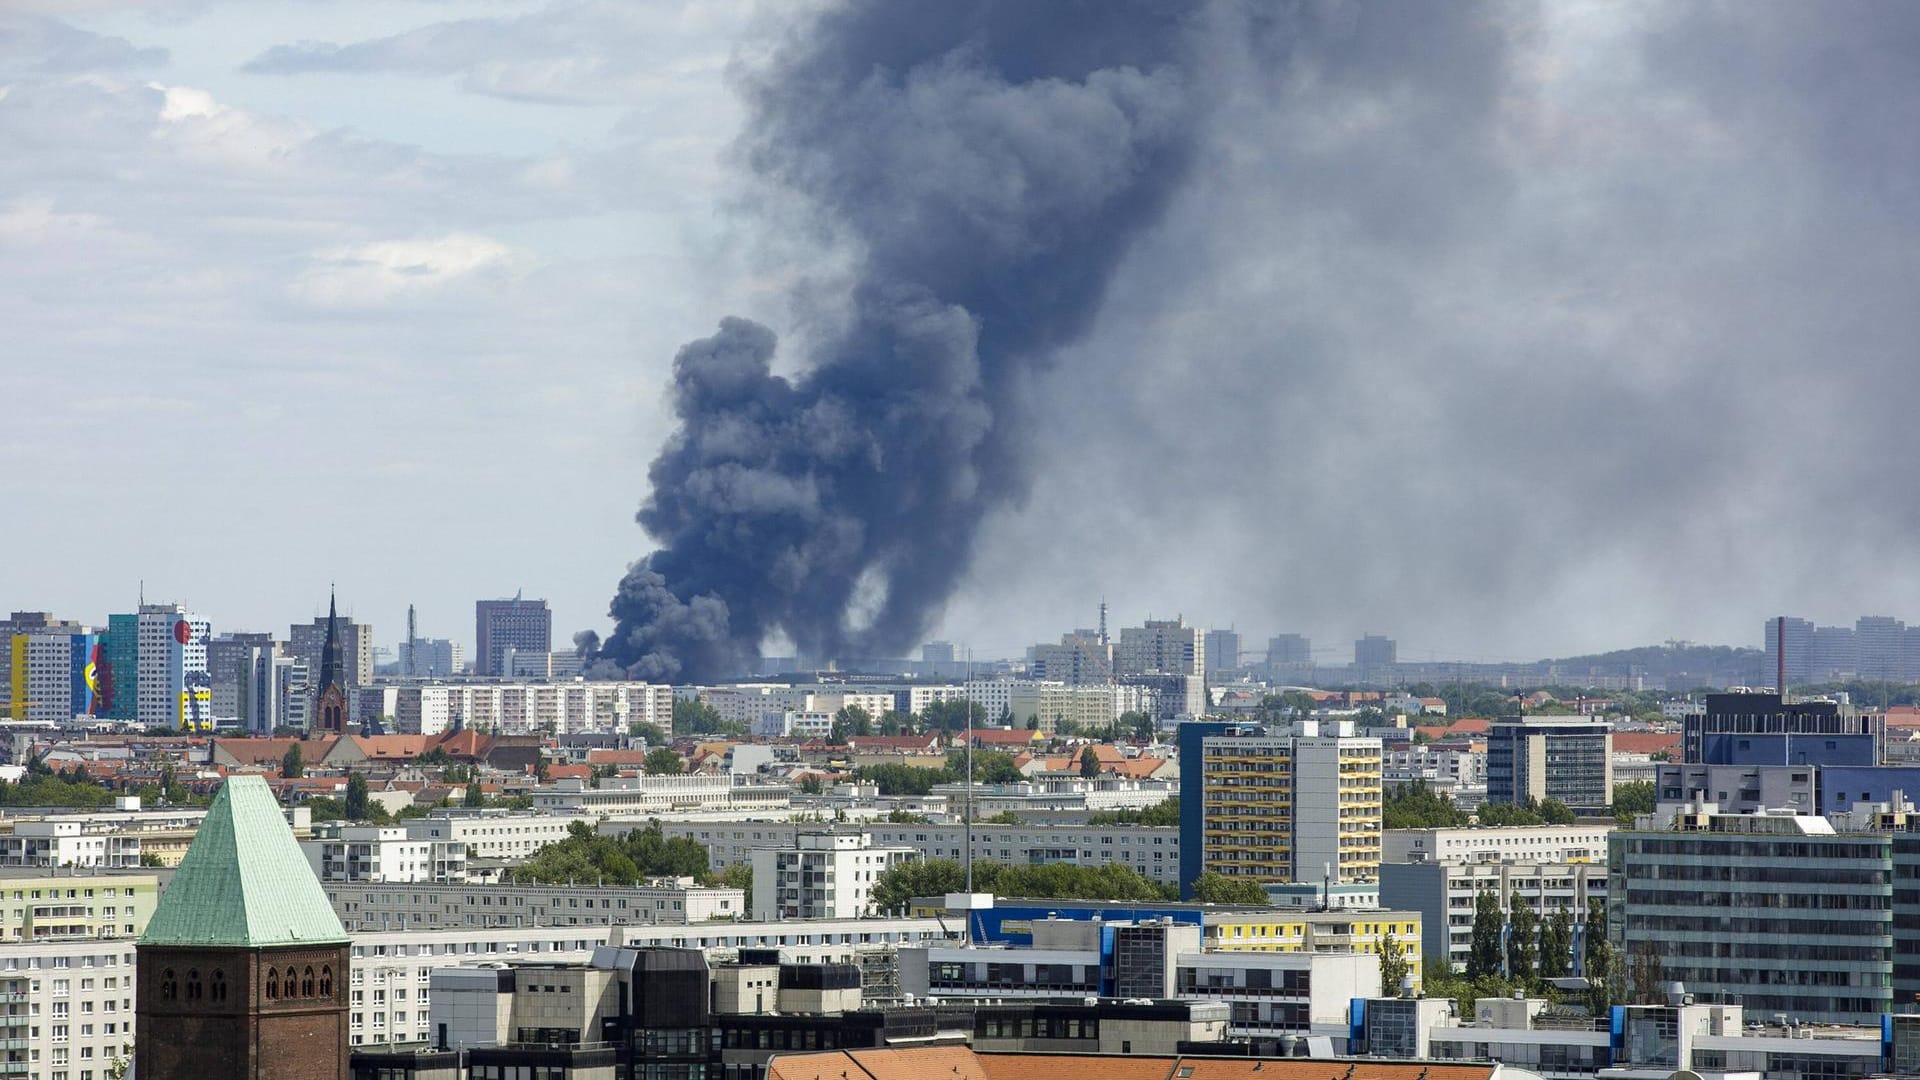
[{"x1": 10, "y1": 3, "x2": 1920, "y2": 668}]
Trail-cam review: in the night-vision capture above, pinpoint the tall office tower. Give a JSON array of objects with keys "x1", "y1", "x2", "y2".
[
  {"x1": 1812, "y1": 624, "x2": 1859, "y2": 681},
  {"x1": 206, "y1": 632, "x2": 275, "y2": 723},
  {"x1": 1487, "y1": 716, "x2": 1614, "y2": 812},
  {"x1": 289, "y1": 607, "x2": 374, "y2": 689},
  {"x1": 1856, "y1": 615, "x2": 1907, "y2": 681},
  {"x1": 1116, "y1": 617, "x2": 1204, "y2": 675},
  {"x1": 397, "y1": 637, "x2": 463, "y2": 677},
  {"x1": 7, "y1": 631, "x2": 99, "y2": 722},
  {"x1": 475, "y1": 596, "x2": 552, "y2": 677},
  {"x1": 1266, "y1": 633, "x2": 1312, "y2": 671},
  {"x1": 921, "y1": 641, "x2": 957, "y2": 665},
  {"x1": 1763, "y1": 616, "x2": 1815, "y2": 688},
  {"x1": 1032, "y1": 630, "x2": 1115, "y2": 684},
  {"x1": 1204, "y1": 628, "x2": 1243, "y2": 674},
  {"x1": 1353, "y1": 634, "x2": 1397, "y2": 682},
  {"x1": 0, "y1": 612, "x2": 82, "y2": 691},
  {"x1": 1177, "y1": 720, "x2": 1383, "y2": 898},
  {"x1": 135, "y1": 604, "x2": 211, "y2": 730}
]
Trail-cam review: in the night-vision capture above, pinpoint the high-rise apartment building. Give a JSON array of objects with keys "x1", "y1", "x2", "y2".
[
  {"x1": 134, "y1": 605, "x2": 210, "y2": 730},
  {"x1": 397, "y1": 637, "x2": 463, "y2": 677},
  {"x1": 474, "y1": 596, "x2": 551, "y2": 677},
  {"x1": 1763, "y1": 615, "x2": 1815, "y2": 687},
  {"x1": 1178, "y1": 720, "x2": 1382, "y2": 898},
  {"x1": 0, "y1": 612, "x2": 82, "y2": 694},
  {"x1": 1204, "y1": 629, "x2": 1242, "y2": 673},
  {"x1": 1857, "y1": 615, "x2": 1908, "y2": 681},
  {"x1": 1265, "y1": 634, "x2": 1312, "y2": 672},
  {"x1": 1353, "y1": 634, "x2": 1397, "y2": 678},
  {"x1": 1812, "y1": 624, "x2": 1858, "y2": 681},
  {"x1": 236, "y1": 644, "x2": 305, "y2": 734},
  {"x1": 7, "y1": 632, "x2": 99, "y2": 722},
  {"x1": 205, "y1": 632, "x2": 274, "y2": 724},
  {"x1": 1486, "y1": 716, "x2": 1613, "y2": 812},
  {"x1": 1116, "y1": 618, "x2": 1203, "y2": 676}
]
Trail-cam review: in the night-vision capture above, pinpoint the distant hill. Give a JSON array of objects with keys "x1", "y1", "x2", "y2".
[{"x1": 1543, "y1": 642, "x2": 1764, "y2": 689}]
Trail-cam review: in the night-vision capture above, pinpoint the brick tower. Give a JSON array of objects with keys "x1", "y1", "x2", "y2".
[{"x1": 136, "y1": 775, "x2": 349, "y2": 1080}]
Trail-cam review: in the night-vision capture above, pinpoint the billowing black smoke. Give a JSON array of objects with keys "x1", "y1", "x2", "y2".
[{"x1": 585, "y1": 1, "x2": 1209, "y2": 681}]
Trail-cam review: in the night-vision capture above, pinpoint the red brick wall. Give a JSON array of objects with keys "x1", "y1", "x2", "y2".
[{"x1": 136, "y1": 944, "x2": 349, "y2": 1080}]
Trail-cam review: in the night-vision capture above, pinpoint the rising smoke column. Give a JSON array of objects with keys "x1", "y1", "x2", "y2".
[{"x1": 585, "y1": 1, "x2": 1210, "y2": 680}]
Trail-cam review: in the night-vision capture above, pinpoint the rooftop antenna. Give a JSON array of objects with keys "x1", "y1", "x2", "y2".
[{"x1": 407, "y1": 604, "x2": 418, "y2": 678}]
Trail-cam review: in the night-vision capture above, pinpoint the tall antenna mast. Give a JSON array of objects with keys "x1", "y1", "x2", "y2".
[{"x1": 407, "y1": 604, "x2": 418, "y2": 678}]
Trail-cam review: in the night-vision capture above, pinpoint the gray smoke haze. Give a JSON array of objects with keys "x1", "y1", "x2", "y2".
[
  {"x1": 954, "y1": 0, "x2": 1920, "y2": 661},
  {"x1": 591, "y1": 1, "x2": 1920, "y2": 674},
  {"x1": 589, "y1": 0, "x2": 1215, "y2": 680}
]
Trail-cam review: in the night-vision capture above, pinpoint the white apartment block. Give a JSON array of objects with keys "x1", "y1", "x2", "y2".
[
  {"x1": 342, "y1": 918, "x2": 951, "y2": 1046},
  {"x1": 660, "y1": 821, "x2": 1183, "y2": 888},
  {"x1": 0, "y1": 939, "x2": 141, "y2": 1080},
  {"x1": 1379, "y1": 859, "x2": 1608, "y2": 973},
  {"x1": 400, "y1": 812, "x2": 592, "y2": 860},
  {"x1": 1005, "y1": 682, "x2": 1127, "y2": 734},
  {"x1": 532, "y1": 776, "x2": 790, "y2": 816},
  {"x1": 701, "y1": 686, "x2": 897, "y2": 729},
  {"x1": 0, "y1": 824, "x2": 140, "y2": 871},
  {"x1": 1381, "y1": 824, "x2": 1613, "y2": 866},
  {"x1": 301, "y1": 826, "x2": 468, "y2": 884},
  {"x1": 368, "y1": 681, "x2": 673, "y2": 737},
  {"x1": 750, "y1": 833, "x2": 916, "y2": 921},
  {"x1": 1382, "y1": 746, "x2": 1487, "y2": 789},
  {"x1": 323, "y1": 878, "x2": 744, "y2": 933}
]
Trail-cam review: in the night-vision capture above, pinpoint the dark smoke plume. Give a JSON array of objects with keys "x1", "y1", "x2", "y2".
[{"x1": 587, "y1": 1, "x2": 1208, "y2": 681}]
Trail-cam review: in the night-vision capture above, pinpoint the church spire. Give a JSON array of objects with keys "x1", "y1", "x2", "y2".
[{"x1": 314, "y1": 587, "x2": 348, "y2": 734}]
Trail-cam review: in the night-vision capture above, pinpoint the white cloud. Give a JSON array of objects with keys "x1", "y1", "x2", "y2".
[{"x1": 291, "y1": 232, "x2": 519, "y2": 309}]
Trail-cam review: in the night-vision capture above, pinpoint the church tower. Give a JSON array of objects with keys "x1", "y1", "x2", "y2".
[
  {"x1": 314, "y1": 590, "x2": 348, "y2": 734},
  {"x1": 136, "y1": 775, "x2": 350, "y2": 1080}
]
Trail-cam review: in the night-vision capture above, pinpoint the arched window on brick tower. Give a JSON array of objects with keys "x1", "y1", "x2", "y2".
[
  {"x1": 161, "y1": 969, "x2": 177, "y2": 1001},
  {"x1": 211, "y1": 970, "x2": 226, "y2": 1003},
  {"x1": 318, "y1": 966, "x2": 332, "y2": 998},
  {"x1": 266, "y1": 969, "x2": 277, "y2": 1000},
  {"x1": 185, "y1": 969, "x2": 201, "y2": 1001},
  {"x1": 302, "y1": 967, "x2": 315, "y2": 997}
]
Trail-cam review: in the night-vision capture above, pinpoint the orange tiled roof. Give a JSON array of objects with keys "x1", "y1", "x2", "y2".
[{"x1": 1612, "y1": 732, "x2": 1680, "y2": 756}]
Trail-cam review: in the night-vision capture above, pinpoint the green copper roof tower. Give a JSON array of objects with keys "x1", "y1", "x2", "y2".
[
  {"x1": 141, "y1": 774, "x2": 346, "y2": 947},
  {"x1": 137, "y1": 774, "x2": 350, "y2": 1080}
]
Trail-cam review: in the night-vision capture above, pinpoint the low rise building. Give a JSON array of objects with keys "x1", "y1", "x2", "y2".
[
  {"x1": 1379, "y1": 859, "x2": 1606, "y2": 973},
  {"x1": 658, "y1": 821, "x2": 1183, "y2": 888},
  {"x1": 751, "y1": 833, "x2": 916, "y2": 921},
  {"x1": 0, "y1": 869, "x2": 158, "y2": 943},
  {"x1": 401, "y1": 811, "x2": 593, "y2": 861},
  {"x1": 303, "y1": 825, "x2": 469, "y2": 884},
  {"x1": 1381, "y1": 825, "x2": 1613, "y2": 866},
  {"x1": 324, "y1": 878, "x2": 745, "y2": 932},
  {"x1": 532, "y1": 776, "x2": 792, "y2": 817}
]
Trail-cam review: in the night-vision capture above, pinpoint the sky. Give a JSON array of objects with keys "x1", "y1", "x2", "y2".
[{"x1": 5, "y1": 1, "x2": 1920, "y2": 666}]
